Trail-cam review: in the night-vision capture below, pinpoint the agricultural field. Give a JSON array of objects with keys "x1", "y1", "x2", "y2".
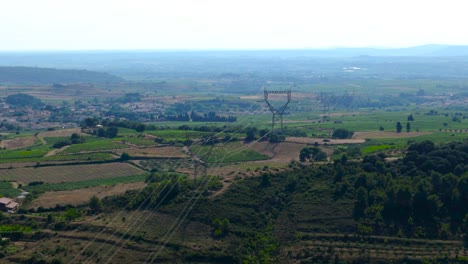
[
  {"x1": 0, "y1": 163, "x2": 144, "y2": 185},
  {"x1": 60, "y1": 139, "x2": 128, "y2": 154}
]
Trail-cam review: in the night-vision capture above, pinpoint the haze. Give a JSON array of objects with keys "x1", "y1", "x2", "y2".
[{"x1": 1, "y1": 0, "x2": 468, "y2": 51}]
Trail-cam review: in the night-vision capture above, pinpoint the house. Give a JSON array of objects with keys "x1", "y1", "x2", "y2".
[{"x1": 0, "y1": 197, "x2": 19, "y2": 212}]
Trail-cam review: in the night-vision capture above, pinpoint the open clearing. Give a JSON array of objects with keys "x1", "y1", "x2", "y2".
[
  {"x1": 28, "y1": 181, "x2": 146, "y2": 209},
  {"x1": 0, "y1": 162, "x2": 143, "y2": 184}
]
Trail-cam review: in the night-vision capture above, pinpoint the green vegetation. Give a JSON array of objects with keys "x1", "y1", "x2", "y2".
[
  {"x1": 5, "y1": 93, "x2": 43, "y2": 109},
  {"x1": 0, "y1": 182, "x2": 21, "y2": 197}
]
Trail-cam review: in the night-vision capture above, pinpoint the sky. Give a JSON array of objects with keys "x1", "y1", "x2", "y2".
[{"x1": 1, "y1": 0, "x2": 467, "y2": 51}]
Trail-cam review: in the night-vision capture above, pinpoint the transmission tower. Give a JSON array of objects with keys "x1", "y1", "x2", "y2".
[
  {"x1": 189, "y1": 134, "x2": 215, "y2": 181},
  {"x1": 264, "y1": 88, "x2": 292, "y2": 131}
]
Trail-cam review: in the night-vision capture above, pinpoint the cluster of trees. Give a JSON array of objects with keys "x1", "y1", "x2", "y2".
[
  {"x1": 82, "y1": 117, "x2": 146, "y2": 132},
  {"x1": 331, "y1": 128, "x2": 354, "y2": 139},
  {"x1": 0, "y1": 66, "x2": 123, "y2": 83},
  {"x1": 164, "y1": 111, "x2": 237, "y2": 122},
  {"x1": 52, "y1": 133, "x2": 86, "y2": 148},
  {"x1": 113, "y1": 92, "x2": 141, "y2": 103},
  {"x1": 0, "y1": 122, "x2": 20, "y2": 132},
  {"x1": 5, "y1": 93, "x2": 43, "y2": 109},
  {"x1": 348, "y1": 140, "x2": 467, "y2": 239},
  {"x1": 299, "y1": 147, "x2": 327, "y2": 162}
]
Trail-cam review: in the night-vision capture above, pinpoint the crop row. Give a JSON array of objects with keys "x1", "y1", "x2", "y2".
[
  {"x1": 23, "y1": 174, "x2": 147, "y2": 193},
  {"x1": 0, "y1": 163, "x2": 144, "y2": 184}
]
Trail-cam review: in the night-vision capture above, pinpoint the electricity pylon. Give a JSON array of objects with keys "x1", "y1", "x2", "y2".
[{"x1": 264, "y1": 88, "x2": 292, "y2": 132}]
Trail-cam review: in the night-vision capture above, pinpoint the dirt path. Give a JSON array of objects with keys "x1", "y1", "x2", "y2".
[{"x1": 44, "y1": 145, "x2": 70, "y2": 157}]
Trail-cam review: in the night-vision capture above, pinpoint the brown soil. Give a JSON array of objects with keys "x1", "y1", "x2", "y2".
[
  {"x1": 0, "y1": 136, "x2": 37, "y2": 149},
  {"x1": 28, "y1": 182, "x2": 146, "y2": 209},
  {"x1": 38, "y1": 127, "x2": 83, "y2": 138},
  {"x1": 44, "y1": 145, "x2": 70, "y2": 157},
  {"x1": 353, "y1": 131, "x2": 432, "y2": 139}
]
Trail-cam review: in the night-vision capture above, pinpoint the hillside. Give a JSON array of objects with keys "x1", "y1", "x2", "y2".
[
  {"x1": 0, "y1": 66, "x2": 124, "y2": 84},
  {"x1": 0, "y1": 140, "x2": 465, "y2": 263}
]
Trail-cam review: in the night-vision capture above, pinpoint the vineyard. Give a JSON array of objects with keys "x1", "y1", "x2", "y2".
[{"x1": 0, "y1": 163, "x2": 144, "y2": 184}]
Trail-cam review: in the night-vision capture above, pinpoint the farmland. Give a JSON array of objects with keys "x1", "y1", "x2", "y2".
[
  {"x1": 0, "y1": 163, "x2": 143, "y2": 185},
  {"x1": 0, "y1": 52, "x2": 466, "y2": 263}
]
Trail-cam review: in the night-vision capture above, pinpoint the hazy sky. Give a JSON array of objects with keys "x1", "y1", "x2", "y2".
[{"x1": 1, "y1": 0, "x2": 467, "y2": 51}]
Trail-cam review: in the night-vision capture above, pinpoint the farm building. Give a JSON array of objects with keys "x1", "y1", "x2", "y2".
[{"x1": 0, "y1": 197, "x2": 19, "y2": 212}]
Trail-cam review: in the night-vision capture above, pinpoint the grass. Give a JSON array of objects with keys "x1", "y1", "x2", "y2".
[
  {"x1": 361, "y1": 144, "x2": 394, "y2": 154},
  {"x1": 23, "y1": 174, "x2": 147, "y2": 193},
  {"x1": 0, "y1": 149, "x2": 48, "y2": 162}
]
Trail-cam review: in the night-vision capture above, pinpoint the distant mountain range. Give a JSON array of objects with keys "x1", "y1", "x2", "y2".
[
  {"x1": 1, "y1": 45, "x2": 468, "y2": 81},
  {"x1": 0, "y1": 66, "x2": 124, "y2": 84}
]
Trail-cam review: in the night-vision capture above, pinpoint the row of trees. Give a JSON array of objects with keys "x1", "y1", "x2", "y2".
[{"x1": 164, "y1": 111, "x2": 237, "y2": 122}]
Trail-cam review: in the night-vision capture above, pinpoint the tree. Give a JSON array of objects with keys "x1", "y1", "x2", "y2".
[
  {"x1": 97, "y1": 127, "x2": 106, "y2": 137},
  {"x1": 406, "y1": 122, "x2": 411, "y2": 133},
  {"x1": 245, "y1": 127, "x2": 258, "y2": 141},
  {"x1": 105, "y1": 126, "x2": 118, "y2": 138},
  {"x1": 332, "y1": 128, "x2": 354, "y2": 139},
  {"x1": 396, "y1": 122, "x2": 402, "y2": 133},
  {"x1": 120, "y1": 152, "x2": 130, "y2": 161},
  {"x1": 135, "y1": 123, "x2": 146, "y2": 132},
  {"x1": 260, "y1": 173, "x2": 271, "y2": 187},
  {"x1": 6, "y1": 93, "x2": 44, "y2": 109},
  {"x1": 212, "y1": 217, "x2": 230, "y2": 238},
  {"x1": 89, "y1": 195, "x2": 102, "y2": 213},
  {"x1": 407, "y1": 114, "x2": 414, "y2": 121},
  {"x1": 70, "y1": 133, "x2": 84, "y2": 144},
  {"x1": 83, "y1": 117, "x2": 97, "y2": 127},
  {"x1": 353, "y1": 187, "x2": 368, "y2": 219},
  {"x1": 299, "y1": 147, "x2": 323, "y2": 162}
]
